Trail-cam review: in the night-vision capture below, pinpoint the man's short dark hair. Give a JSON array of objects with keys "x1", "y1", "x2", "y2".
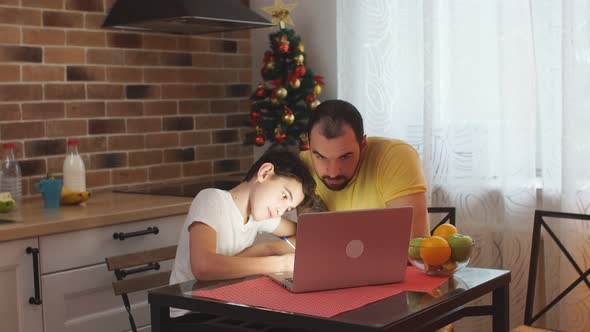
[
  {"x1": 244, "y1": 147, "x2": 316, "y2": 211},
  {"x1": 307, "y1": 99, "x2": 364, "y2": 143}
]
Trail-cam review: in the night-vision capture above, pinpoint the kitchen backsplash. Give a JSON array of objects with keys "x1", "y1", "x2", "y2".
[{"x1": 0, "y1": 0, "x2": 255, "y2": 197}]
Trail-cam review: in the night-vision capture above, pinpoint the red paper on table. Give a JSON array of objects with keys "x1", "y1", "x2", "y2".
[{"x1": 193, "y1": 267, "x2": 449, "y2": 318}]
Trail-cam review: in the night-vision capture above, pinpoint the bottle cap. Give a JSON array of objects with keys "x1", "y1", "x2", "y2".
[
  {"x1": 2, "y1": 143, "x2": 15, "y2": 149},
  {"x1": 67, "y1": 139, "x2": 80, "y2": 146}
]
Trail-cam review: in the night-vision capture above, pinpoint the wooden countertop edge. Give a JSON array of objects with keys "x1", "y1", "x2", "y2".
[{"x1": 0, "y1": 200, "x2": 191, "y2": 243}]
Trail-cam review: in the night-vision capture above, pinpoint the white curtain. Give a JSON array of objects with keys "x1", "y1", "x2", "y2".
[{"x1": 337, "y1": 0, "x2": 590, "y2": 330}]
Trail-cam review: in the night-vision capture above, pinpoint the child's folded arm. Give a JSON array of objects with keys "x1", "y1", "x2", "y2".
[
  {"x1": 236, "y1": 217, "x2": 296, "y2": 257},
  {"x1": 191, "y1": 250, "x2": 293, "y2": 281},
  {"x1": 189, "y1": 222, "x2": 294, "y2": 281},
  {"x1": 271, "y1": 217, "x2": 296, "y2": 237},
  {"x1": 236, "y1": 237, "x2": 295, "y2": 257}
]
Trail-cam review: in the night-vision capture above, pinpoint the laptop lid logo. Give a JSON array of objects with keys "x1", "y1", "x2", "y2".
[{"x1": 346, "y1": 240, "x2": 364, "y2": 258}]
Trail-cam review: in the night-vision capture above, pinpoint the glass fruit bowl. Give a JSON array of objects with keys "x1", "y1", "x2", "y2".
[{"x1": 408, "y1": 236, "x2": 475, "y2": 276}]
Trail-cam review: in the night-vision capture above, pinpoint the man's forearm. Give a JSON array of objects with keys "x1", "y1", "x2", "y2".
[{"x1": 385, "y1": 192, "x2": 430, "y2": 238}]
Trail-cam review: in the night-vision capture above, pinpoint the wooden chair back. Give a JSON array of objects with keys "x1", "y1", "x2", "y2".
[{"x1": 105, "y1": 245, "x2": 177, "y2": 332}]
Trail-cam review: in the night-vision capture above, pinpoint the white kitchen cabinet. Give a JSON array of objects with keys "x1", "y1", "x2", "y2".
[
  {"x1": 40, "y1": 215, "x2": 184, "y2": 332},
  {"x1": 42, "y1": 262, "x2": 172, "y2": 332},
  {"x1": 0, "y1": 237, "x2": 43, "y2": 332}
]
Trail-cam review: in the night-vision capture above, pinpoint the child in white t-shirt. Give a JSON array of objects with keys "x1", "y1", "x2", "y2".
[{"x1": 170, "y1": 149, "x2": 316, "y2": 292}]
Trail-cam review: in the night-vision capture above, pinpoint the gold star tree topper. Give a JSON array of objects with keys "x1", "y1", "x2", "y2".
[{"x1": 261, "y1": 0, "x2": 298, "y2": 29}]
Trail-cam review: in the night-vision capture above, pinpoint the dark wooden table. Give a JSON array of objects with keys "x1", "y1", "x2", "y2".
[{"x1": 149, "y1": 267, "x2": 511, "y2": 332}]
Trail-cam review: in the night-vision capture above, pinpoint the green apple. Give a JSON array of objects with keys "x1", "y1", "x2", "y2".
[
  {"x1": 0, "y1": 192, "x2": 15, "y2": 213},
  {"x1": 408, "y1": 237, "x2": 425, "y2": 261},
  {"x1": 447, "y1": 233, "x2": 473, "y2": 262}
]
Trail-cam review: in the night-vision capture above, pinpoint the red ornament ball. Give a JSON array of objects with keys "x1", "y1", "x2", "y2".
[
  {"x1": 275, "y1": 133, "x2": 287, "y2": 144},
  {"x1": 278, "y1": 43, "x2": 289, "y2": 53},
  {"x1": 250, "y1": 111, "x2": 262, "y2": 125},
  {"x1": 274, "y1": 127, "x2": 286, "y2": 144},
  {"x1": 254, "y1": 136, "x2": 265, "y2": 146},
  {"x1": 295, "y1": 66, "x2": 306, "y2": 77}
]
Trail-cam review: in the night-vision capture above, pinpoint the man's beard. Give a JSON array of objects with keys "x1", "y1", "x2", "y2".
[{"x1": 321, "y1": 176, "x2": 350, "y2": 191}]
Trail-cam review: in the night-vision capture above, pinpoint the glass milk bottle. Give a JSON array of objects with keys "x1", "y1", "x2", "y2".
[
  {"x1": 1, "y1": 143, "x2": 22, "y2": 209},
  {"x1": 63, "y1": 139, "x2": 86, "y2": 192}
]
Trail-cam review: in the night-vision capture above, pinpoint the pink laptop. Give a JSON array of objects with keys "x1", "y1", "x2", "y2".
[{"x1": 268, "y1": 206, "x2": 413, "y2": 293}]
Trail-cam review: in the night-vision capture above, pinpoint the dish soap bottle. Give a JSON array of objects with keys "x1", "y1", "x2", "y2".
[
  {"x1": 1, "y1": 143, "x2": 22, "y2": 210},
  {"x1": 63, "y1": 139, "x2": 86, "y2": 192}
]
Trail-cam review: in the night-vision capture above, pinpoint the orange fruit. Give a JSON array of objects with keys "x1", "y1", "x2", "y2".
[
  {"x1": 429, "y1": 288, "x2": 443, "y2": 298},
  {"x1": 419, "y1": 236, "x2": 451, "y2": 266},
  {"x1": 432, "y1": 224, "x2": 458, "y2": 240}
]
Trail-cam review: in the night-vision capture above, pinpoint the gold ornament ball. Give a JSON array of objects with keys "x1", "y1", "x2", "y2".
[
  {"x1": 265, "y1": 62, "x2": 275, "y2": 70},
  {"x1": 255, "y1": 126, "x2": 264, "y2": 135},
  {"x1": 314, "y1": 84, "x2": 322, "y2": 95},
  {"x1": 310, "y1": 99, "x2": 321, "y2": 110},
  {"x1": 297, "y1": 43, "x2": 305, "y2": 52},
  {"x1": 290, "y1": 79, "x2": 301, "y2": 89},
  {"x1": 283, "y1": 112, "x2": 295, "y2": 125},
  {"x1": 294, "y1": 54, "x2": 304, "y2": 65},
  {"x1": 276, "y1": 87, "x2": 288, "y2": 99}
]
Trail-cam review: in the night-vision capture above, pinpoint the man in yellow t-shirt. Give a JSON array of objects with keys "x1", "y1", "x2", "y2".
[
  {"x1": 238, "y1": 100, "x2": 429, "y2": 257},
  {"x1": 300, "y1": 99, "x2": 429, "y2": 238}
]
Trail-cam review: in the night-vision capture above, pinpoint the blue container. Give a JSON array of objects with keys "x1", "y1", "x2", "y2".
[{"x1": 33, "y1": 179, "x2": 63, "y2": 209}]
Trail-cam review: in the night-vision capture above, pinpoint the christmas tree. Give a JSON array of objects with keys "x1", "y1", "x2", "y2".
[{"x1": 244, "y1": 0, "x2": 324, "y2": 151}]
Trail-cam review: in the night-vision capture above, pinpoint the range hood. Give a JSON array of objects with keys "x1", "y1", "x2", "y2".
[{"x1": 103, "y1": 0, "x2": 275, "y2": 35}]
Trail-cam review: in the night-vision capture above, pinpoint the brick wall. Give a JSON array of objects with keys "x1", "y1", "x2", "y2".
[{"x1": 0, "y1": 0, "x2": 255, "y2": 197}]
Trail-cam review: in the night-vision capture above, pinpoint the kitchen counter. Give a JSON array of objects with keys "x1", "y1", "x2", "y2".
[{"x1": 0, "y1": 192, "x2": 193, "y2": 242}]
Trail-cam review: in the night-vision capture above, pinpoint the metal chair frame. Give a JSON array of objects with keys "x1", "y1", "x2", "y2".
[
  {"x1": 524, "y1": 210, "x2": 590, "y2": 326},
  {"x1": 428, "y1": 207, "x2": 456, "y2": 233}
]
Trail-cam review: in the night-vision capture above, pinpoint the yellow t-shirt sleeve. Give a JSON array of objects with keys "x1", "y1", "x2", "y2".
[{"x1": 376, "y1": 143, "x2": 427, "y2": 202}]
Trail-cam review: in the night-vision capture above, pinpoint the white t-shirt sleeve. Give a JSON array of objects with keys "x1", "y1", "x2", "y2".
[
  {"x1": 256, "y1": 216, "x2": 281, "y2": 233},
  {"x1": 185, "y1": 189, "x2": 227, "y2": 232}
]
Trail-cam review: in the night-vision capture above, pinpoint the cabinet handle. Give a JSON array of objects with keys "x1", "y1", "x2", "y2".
[
  {"x1": 113, "y1": 226, "x2": 159, "y2": 241},
  {"x1": 26, "y1": 247, "x2": 42, "y2": 305}
]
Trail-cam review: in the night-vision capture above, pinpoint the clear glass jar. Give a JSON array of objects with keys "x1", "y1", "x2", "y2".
[{"x1": 1, "y1": 143, "x2": 22, "y2": 209}]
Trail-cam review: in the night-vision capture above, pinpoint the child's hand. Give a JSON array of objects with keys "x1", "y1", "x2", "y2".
[{"x1": 279, "y1": 253, "x2": 295, "y2": 272}]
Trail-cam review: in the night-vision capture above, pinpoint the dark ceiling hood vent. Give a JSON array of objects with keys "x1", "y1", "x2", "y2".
[{"x1": 103, "y1": 0, "x2": 275, "y2": 35}]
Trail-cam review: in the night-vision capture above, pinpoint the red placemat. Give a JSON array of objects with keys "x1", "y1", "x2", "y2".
[{"x1": 193, "y1": 267, "x2": 449, "y2": 318}]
